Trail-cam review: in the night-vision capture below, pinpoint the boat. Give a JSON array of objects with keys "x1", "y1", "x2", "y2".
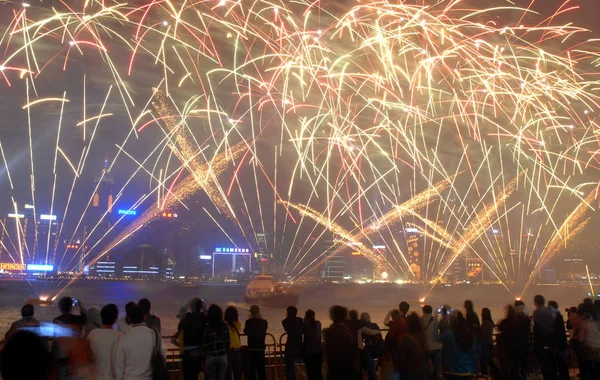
[
  {"x1": 244, "y1": 275, "x2": 299, "y2": 308},
  {"x1": 26, "y1": 296, "x2": 55, "y2": 306}
]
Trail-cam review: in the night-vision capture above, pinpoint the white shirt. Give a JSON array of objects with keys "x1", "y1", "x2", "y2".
[
  {"x1": 87, "y1": 327, "x2": 122, "y2": 380},
  {"x1": 117, "y1": 318, "x2": 132, "y2": 335},
  {"x1": 114, "y1": 324, "x2": 166, "y2": 380}
]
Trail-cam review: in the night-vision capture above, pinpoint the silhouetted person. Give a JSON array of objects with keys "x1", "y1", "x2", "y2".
[
  {"x1": 421, "y1": 305, "x2": 442, "y2": 380},
  {"x1": 138, "y1": 298, "x2": 161, "y2": 334},
  {"x1": 5, "y1": 303, "x2": 40, "y2": 339},
  {"x1": 53, "y1": 296, "x2": 87, "y2": 332},
  {"x1": 178, "y1": 298, "x2": 207, "y2": 380},
  {"x1": 244, "y1": 305, "x2": 268, "y2": 380},
  {"x1": 441, "y1": 311, "x2": 477, "y2": 380},
  {"x1": 358, "y1": 312, "x2": 382, "y2": 380},
  {"x1": 1, "y1": 330, "x2": 54, "y2": 380},
  {"x1": 481, "y1": 308, "x2": 499, "y2": 378},
  {"x1": 324, "y1": 305, "x2": 358, "y2": 380},
  {"x1": 548, "y1": 301, "x2": 569, "y2": 380},
  {"x1": 302, "y1": 309, "x2": 323, "y2": 380},
  {"x1": 204, "y1": 304, "x2": 230, "y2": 380},
  {"x1": 224, "y1": 306, "x2": 243, "y2": 380},
  {"x1": 282, "y1": 306, "x2": 304, "y2": 380},
  {"x1": 532, "y1": 295, "x2": 556, "y2": 380},
  {"x1": 87, "y1": 304, "x2": 121, "y2": 380},
  {"x1": 464, "y1": 300, "x2": 481, "y2": 338},
  {"x1": 397, "y1": 312, "x2": 426, "y2": 380}
]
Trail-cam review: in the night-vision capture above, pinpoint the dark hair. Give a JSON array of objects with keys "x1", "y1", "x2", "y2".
[
  {"x1": 349, "y1": 309, "x2": 359, "y2": 321},
  {"x1": 207, "y1": 304, "x2": 224, "y2": 327},
  {"x1": 569, "y1": 306, "x2": 578, "y2": 314},
  {"x1": 287, "y1": 306, "x2": 298, "y2": 318},
  {"x1": 533, "y1": 295, "x2": 545, "y2": 306},
  {"x1": 224, "y1": 306, "x2": 239, "y2": 330},
  {"x1": 514, "y1": 300, "x2": 525, "y2": 308},
  {"x1": 407, "y1": 312, "x2": 420, "y2": 334},
  {"x1": 481, "y1": 308, "x2": 492, "y2": 323},
  {"x1": 21, "y1": 304, "x2": 34, "y2": 318},
  {"x1": 138, "y1": 298, "x2": 151, "y2": 315},
  {"x1": 505, "y1": 304, "x2": 516, "y2": 320},
  {"x1": 451, "y1": 311, "x2": 473, "y2": 352},
  {"x1": 464, "y1": 300, "x2": 474, "y2": 312},
  {"x1": 190, "y1": 298, "x2": 203, "y2": 313},
  {"x1": 250, "y1": 305, "x2": 260, "y2": 316},
  {"x1": 101, "y1": 304, "x2": 119, "y2": 325},
  {"x1": 128, "y1": 304, "x2": 145, "y2": 324},
  {"x1": 548, "y1": 300, "x2": 558, "y2": 310},
  {"x1": 58, "y1": 297, "x2": 73, "y2": 314},
  {"x1": 583, "y1": 298, "x2": 593, "y2": 307},
  {"x1": 399, "y1": 302, "x2": 410, "y2": 314},
  {"x1": 330, "y1": 305, "x2": 348, "y2": 324},
  {"x1": 1, "y1": 330, "x2": 52, "y2": 380},
  {"x1": 125, "y1": 301, "x2": 136, "y2": 314},
  {"x1": 304, "y1": 309, "x2": 316, "y2": 324},
  {"x1": 422, "y1": 305, "x2": 433, "y2": 314}
]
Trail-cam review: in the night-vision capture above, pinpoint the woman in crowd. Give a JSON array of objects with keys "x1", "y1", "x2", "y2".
[
  {"x1": 480, "y1": 308, "x2": 498, "y2": 378},
  {"x1": 302, "y1": 309, "x2": 323, "y2": 380},
  {"x1": 397, "y1": 312, "x2": 426, "y2": 380},
  {"x1": 224, "y1": 306, "x2": 243, "y2": 380},
  {"x1": 204, "y1": 304, "x2": 231, "y2": 380},
  {"x1": 441, "y1": 310, "x2": 478, "y2": 380}
]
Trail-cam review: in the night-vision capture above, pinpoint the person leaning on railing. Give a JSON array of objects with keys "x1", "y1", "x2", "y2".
[{"x1": 244, "y1": 305, "x2": 268, "y2": 380}]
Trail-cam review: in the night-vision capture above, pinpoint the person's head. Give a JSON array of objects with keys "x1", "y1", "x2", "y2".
[
  {"x1": 349, "y1": 309, "x2": 359, "y2": 321},
  {"x1": 390, "y1": 309, "x2": 401, "y2": 319},
  {"x1": 250, "y1": 305, "x2": 261, "y2": 318},
  {"x1": 224, "y1": 306, "x2": 239, "y2": 327},
  {"x1": 422, "y1": 305, "x2": 433, "y2": 315},
  {"x1": 58, "y1": 297, "x2": 73, "y2": 315},
  {"x1": 1, "y1": 330, "x2": 53, "y2": 380},
  {"x1": 330, "y1": 305, "x2": 348, "y2": 324},
  {"x1": 125, "y1": 301, "x2": 136, "y2": 324},
  {"x1": 569, "y1": 306, "x2": 578, "y2": 315},
  {"x1": 464, "y1": 300, "x2": 474, "y2": 312},
  {"x1": 399, "y1": 301, "x2": 410, "y2": 314},
  {"x1": 360, "y1": 312, "x2": 371, "y2": 323},
  {"x1": 504, "y1": 304, "x2": 516, "y2": 319},
  {"x1": 304, "y1": 309, "x2": 316, "y2": 323},
  {"x1": 207, "y1": 304, "x2": 224, "y2": 326},
  {"x1": 286, "y1": 306, "x2": 298, "y2": 318},
  {"x1": 594, "y1": 300, "x2": 600, "y2": 310},
  {"x1": 101, "y1": 304, "x2": 119, "y2": 326},
  {"x1": 583, "y1": 297, "x2": 594, "y2": 307},
  {"x1": 407, "y1": 312, "x2": 420, "y2": 334},
  {"x1": 450, "y1": 310, "x2": 473, "y2": 352},
  {"x1": 138, "y1": 298, "x2": 151, "y2": 315},
  {"x1": 533, "y1": 294, "x2": 545, "y2": 307},
  {"x1": 548, "y1": 300, "x2": 559, "y2": 311},
  {"x1": 190, "y1": 298, "x2": 203, "y2": 313},
  {"x1": 128, "y1": 304, "x2": 145, "y2": 324},
  {"x1": 481, "y1": 308, "x2": 492, "y2": 323},
  {"x1": 21, "y1": 304, "x2": 34, "y2": 318}
]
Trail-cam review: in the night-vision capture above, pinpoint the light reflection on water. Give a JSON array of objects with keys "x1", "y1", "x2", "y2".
[{"x1": 0, "y1": 280, "x2": 587, "y2": 337}]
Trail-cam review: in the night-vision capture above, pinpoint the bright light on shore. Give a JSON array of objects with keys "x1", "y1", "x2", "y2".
[
  {"x1": 419, "y1": 297, "x2": 426, "y2": 303},
  {"x1": 39, "y1": 295, "x2": 48, "y2": 301},
  {"x1": 381, "y1": 272, "x2": 388, "y2": 279}
]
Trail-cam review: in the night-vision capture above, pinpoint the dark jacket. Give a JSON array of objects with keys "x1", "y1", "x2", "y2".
[
  {"x1": 324, "y1": 323, "x2": 358, "y2": 380},
  {"x1": 302, "y1": 320, "x2": 323, "y2": 354},
  {"x1": 552, "y1": 312, "x2": 568, "y2": 351},
  {"x1": 282, "y1": 316, "x2": 304, "y2": 352},
  {"x1": 178, "y1": 311, "x2": 207, "y2": 349},
  {"x1": 515, "y1": 313, "x2": 532, "y2": 348},
  {"x1": 345, "y1": 319, "x2": 365, "y2": 346},
  {"x1": 245, "y1": 317, "x2": 268, "y2": 350},
  {"x1": 398, "y1": 333, "x2": 426, "y2": 376},
  {"x1": 465, "y1": 310, "x2": 482, "y2": 337}
]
